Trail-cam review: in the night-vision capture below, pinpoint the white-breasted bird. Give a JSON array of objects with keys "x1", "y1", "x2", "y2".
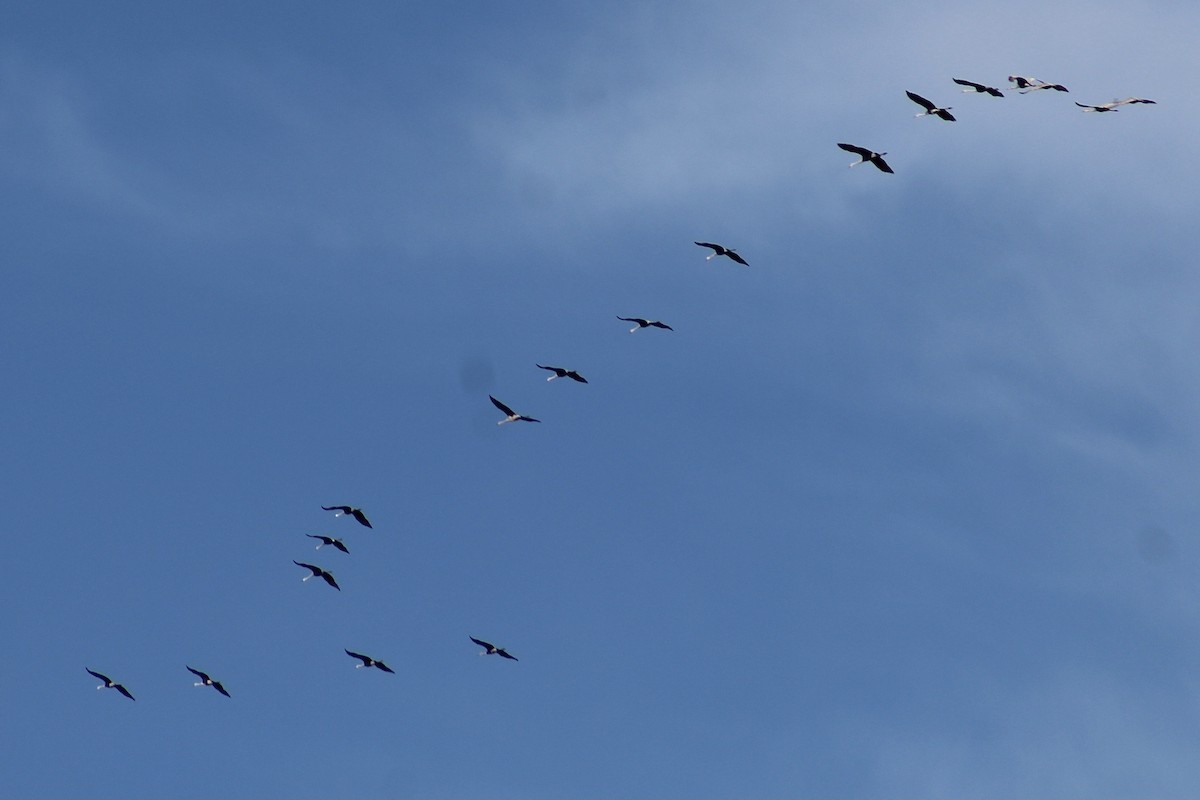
[
  {"x1": 470, "y1": 636, "x2": 518, "y2": 661},
  {"x1": 617, "y1": 316, "x2": 674, "y2": 333},
  {"x1": 293, "y1": 560, "x2": 341, "y2": 590},
  {"x1": 694, "y1": 241, "x2": 749, "y2": 265},
  {"x1": 321, "y1": 505, "x2": 372, "y2": 528},
  {"x1": 345, "y1": 649, "x2": 395, "y2": 673},
  {"x1": 906, "y1": 90, "x2": 956, "y2": 121},
  {"x1": 306, "y1": 534, "x2": 349, "y2": 553},
  {"x1": 490, "y1": 395, "x2": 540, "y2": 424},
  {"x1": 186, "y1": 666, "x2": 231, "y2": 697},
  {"x1": 837, "y1": 143, "x2": 894, "y2": 174},
  {"x1": 86, "y1": 668, "x2": 135, "y2": 701},
  {"x1": 536, "y1": 364, "x2": 588, "y2": 383}
]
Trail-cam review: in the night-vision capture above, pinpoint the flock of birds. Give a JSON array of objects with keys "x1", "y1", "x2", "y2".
[
  {"x1": 86, "y1": 504, "x2": 518, "y2": 702},
  {"x1": 837, "y1": 74, "x2": 1156, "y2": 174},
  {"x1": 83, "y1": 71, "x2": 1156, "y2": 707}
]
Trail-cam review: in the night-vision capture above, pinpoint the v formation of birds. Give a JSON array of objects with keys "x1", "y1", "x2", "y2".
[{"x1": 85, "y1": 72, "x2": 1154, "y2": 705}]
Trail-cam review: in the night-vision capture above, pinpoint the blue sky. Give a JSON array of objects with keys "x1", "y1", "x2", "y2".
[{"x1": 4, "y1": 1, "x2": 1200, "y2": 797}]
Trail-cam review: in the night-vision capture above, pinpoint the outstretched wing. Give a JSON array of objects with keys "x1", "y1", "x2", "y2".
[
  {"x1": 294, "y1": 560, "x2": 320, "y2": 574},
  {"x1": 351, "y1": 508, "x2": 372, "y2": 528},
  {"x1": 213, "y1": 681, "x2": 231, "y2": 698},
  {"x1": 470, "y1": 636, "x2": 494, "y2": 650},
  {"x1": 375, "y1": 662, "x2": 396, "y2": 674},
  {"x1": 321, "y1": 571, "x2": 341, "y2": 590},
  {"x1": 333, "y1": 540, "x2": 350, "y2": 554},
  {"x1": 322, "y1": 505, "x2": 352, "y2": 514},
  {"x1": 567, "y1": 371, "x2": 588, "y2": 383},
  {"x1": 906, "y1": 90, "x2": 936, "y2": 112},
  {"x1": 307, "y1": 534, "x2": 333, "y2": 544},
  {"x1": 694, "y1": 241, "x2": 723, "y2": 253},
  {"x1": 650, "y1": 321, "x2": 674, "y2": 330},
  {"x1": 871, "y1": 155, "x2": 894, "y2": 174},
  {"x1": 116, "y1": 684, "x2": 135, "y2": 701},
  {"x1": 86, "y1": 667, "x2": 110, "y2": 683},
  {"x1": 617, "y1": 316, "x2": 646, "y2": 325},
  {"x1": 497, "y1": 649, "x2": 519, "y2": 661},
  {"x1": 489, "y1": 395, "x2": 516, "y2": 417},
  {"x1": 952, "y1": 78, "x2": 982, "y2": 91},
  {"x1": 186, "y1": 665, "x2": 210, "y2": 682},
  {"x1": 837, "y1": 142, "x2": 871, "y2": 158},
  {"x1": 345, "y1": 649, "x2": 371, "y2": 665},
  {"x1": 726, "y1": 251, "x2": 749, "y2": 266}
]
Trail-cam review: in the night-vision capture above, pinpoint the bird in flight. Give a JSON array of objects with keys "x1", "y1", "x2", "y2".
[
  {"x1": 1008, "y1": 75, "x2": 1068, "y2": 93},
  {"x1": 187, "y1": 666, "x2": 231, "y2": 698},
  {"x1": 470, "y1": 636, "x2": 518, "y2": 661},
  {"x1": 306, "y1": 534, "x2": 350, "y2": 554},
  {"x1": 536, "y1": 364, "x2": 588, "y2": 383},
  {"x1": 86, "y1": 668, "x2": 135, "y2": 701},
  {"x1": 906, "y1": 90, "x2": 956, "y2": 121},
  {"x1": 694, "y1": 241, "x2": 749, "y2": 265},
  {"x1": 294, "y1": 560, "x2": 341, "y2": 590},
  {"x1": 345, "y1": 649, "x2": 395, "y2": 673},
  {"x1": 1076, "y1": 97, "x2": 1157, "y2": 112},
  {"x1": 321, "y1": 505, "x2": 372, "y2": 528},
  {"x1": 617, "y1": 316, "x2": 673, "y2": 333},
  {"x1": 490, "y1": 395, "x2": 540, "y2": 424},
  {"x1": 952, "y1": 78, "x2": 1004, "y2": 97},
  {"x1": 837, "y1": 143, "x2": 894, "y2": 174}
]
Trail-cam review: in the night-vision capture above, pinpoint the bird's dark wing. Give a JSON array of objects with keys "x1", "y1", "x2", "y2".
[
  {"x1": 694, "y1": 241, "x2": 723, "y2": 253},
  {"x1": 294, "y1": 560, "x2": 320, "y2": 574},
  {"x1": 489, "y1": 395, "x2": 516, "y2": 416},
  {"x1": 1075, "y1": 102, "x2": 1094, "y2": 110},
  {"x1": 116, "y1": 684, "x2": 135, "y2": 701},
  {"x1": 837, "y1": 143, "x2": 870, "y2": 157},
  {"x1": 727, "y1": 251, "x2": 749, "y2": 266},
  {"x1": 333, "y1": 540, "x2": 350, "y2": 554},
  {"x1": 307, "y1": 534, "x2": 333, "y2": 543},
  {"x1": 470, "y1": 636, "x2": 494, "y2": 650},
  {"x1": 650, "y1": 321, "x2": 674, "y2": 330},
  {"x1": 937, "y1": 109, "x2": 956, "y2": 122},
  {"x1": 535, "y1": 364, "x2": 559, "y2": 374},
  {"x1": 187, "y1": 666, "x2": 210, "y2": 681},
  {"x1": 952, "y1": 78, "x2": 982, "y2": 90},
  {"x1": 376, "y1": 662, "x2": 395, "y2": 674},
  {"x1": 497, "y1": 649, "x2": 519, "y2": 661},
  {"x1": 321, "y1": 571, "x2": 341, "y2": 590},
  {"x1": 567, "y1": 371, "x2": 588, "y2": 383},
  {"x1": 345, "y1": 649, "x2": 371, "y2": 664},
  {"x1": 322, "y1": 505, "x2": 353, "y2": 514},
  {"x1": 86, "y1": 668, "x2": 110, "y2": 683},
  {"x1": 351, "y1": 509, "x2": 372, "y2": 528},
  {"x1": 213, "y1": 681, "x2": 231, "y2": 698},
  {"x1": 871, "y1": 156, "x2": 894, "y2": 174},
  {"x1": 906, "y1": 90, "x2": 935, "y2": 112},
  {"x1": 518, "y1": 415, "x2": 541, "y2": 423},
  {"x1": 987, "y1": 87, "x2": 1004, "y2": 97},
  {"x1": 1050, "y1": 84, "x2": 1068, "y2": 92}
]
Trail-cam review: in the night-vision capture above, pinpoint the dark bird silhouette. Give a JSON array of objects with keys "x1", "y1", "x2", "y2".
[
  {"x1": 186, "y1": 666, "x2": 231, "y2": 697},
  {"x1": 953, "y1": 78, "x2": 1004, "y2": 97},
  {"x1": 906, "y1": 90, "x2": 956, "y2": 121},
  {"x1": 536, "y1": 364, "x2": 588, "y2": 383},
  {"x1": 470, "y1": 636, "x2": 518, "y2": 661},
  {"x1": 294, "y1": 560, "x2": 341, "y2": 590},
  {"x1": 321, "y1": 505, "x2": 372, "y2": 528},
  {"x1": 86, "y1": 668, "x2": 135, "y2": 701},
  {"x1": 1009, "y1": 75, "x2": 1068, "y2": 93},
  {"x1": 345, "y1": 649, "x2": 395, "y2": 673},
  {"x1": 837, "y1": 143, "x2": 894, "y2": 174},
  {"x1": 617, "y1": 316, "x2": 674, "y2": 333},
  {"x1": 694, "y1": 241, "x2": 749, "y2": 265},
  {"x1": 490, "y1": 395, "x2": 540, "y2": 424},
  {"x1": 306, "y1": 534, "x2": 350, "y2": 554}
]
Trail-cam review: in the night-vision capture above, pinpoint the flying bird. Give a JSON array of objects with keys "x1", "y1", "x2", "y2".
[
  {"x1": 186, "y1": 666, "x2": 231, "y2": 698},
  {"x1": 536, "y1": 364, "x2": 588, "y2": 383},
  {"x1": 86, "y1": 668, "x2": 135, "y2": 701},
  {"x1": 306, "y1": 534, "x2": 349, "y2": 553},
  {"x1": 470, "y1": 636, "x2": 518, "y2": 661},
  {"x1": 906, "y1": 91, "x2": 956, "y2": 121},
  {"x1": 490, "y1": 395, "x2": 540, "y2": 424},
  {"x1": 694, "y1": 242, "x2": 749, "y2": 265},
  {"x1": 1008, "y1": 75, "x2": 1068, "y2": 93},
  {"x1": 837, "y1": 143, "x2": 894, "y2": 174},
  {"x1": 345, "y1": 649, "x2": 395, "y2": 673},
  {"x1": 1076, "y1": 97, "x2": 1157, "y2": 112},
  {"x1": 952, "y1": 78, "x2": 1004, "y2": 97},
  {"x1": 321, "y1": 505, "x2": 372, "y2": 528},
  {"x1": 617, "y1": 316, "x2": 674, "y2": 333},
  {"x1": 294, "y1": 560, "x2": 341, "y2": 590}
]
